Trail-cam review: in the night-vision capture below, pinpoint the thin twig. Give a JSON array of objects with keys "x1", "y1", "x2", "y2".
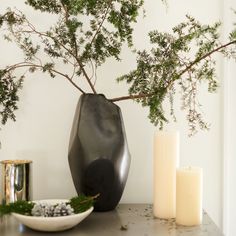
[
  {"x1": 9, "y1": 11, "x2": 96, "y2": 94},
  {"x1": 60, "y1": 1, "x2": 69, "y2": 22},
  {"x1": 90, "y1": 2, "x2": 112, "y2": 46},
  {"x1": 80, "y1": 194, "x2": 100, "y2": 204},
  {"x1": 57, "y1": 4, "x2": 97, "y2": 94},
  {"x1": 110, "y1": 93, "x2": 153, "y2": 102},
  {"x1": 178, "y1": 40, "x2": 236, "y2": 77},
  {"x1": 110, "y1": 40, "x2": 236, "y2": 102},
  {"x1": 5, "y1": 62, "x2": 86, "y2": 94}
]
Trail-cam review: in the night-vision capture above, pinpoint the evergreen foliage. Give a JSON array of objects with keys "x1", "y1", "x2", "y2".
[
  {"x1": 0, "y1": 194, "x2": 97, "y2": 217},
  {"x1": 0, "y1": 200, "x2": 34, "y2": 217},
  {"x1": 70, "y1": 194, "x2": 97, "y2": 213},
  {"x1": 0, "y1": 1, "x2": 236, "y2": 134}
]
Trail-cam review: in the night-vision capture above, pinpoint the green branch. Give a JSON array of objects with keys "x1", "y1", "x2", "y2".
[
  {"x1": 0, "y1": 194, "x2": 98, "y2": 217},
  {"x1": 111, "y1": 40, "x2": 236, "y2": 102},
  {"x1": 4, "y1": 62, "x2": 86, "y2": 94}
]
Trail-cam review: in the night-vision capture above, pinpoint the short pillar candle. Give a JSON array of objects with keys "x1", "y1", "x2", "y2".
[
  {"x1": 176, "y1": 167, "x2": 203, "y2": 226},
  {"x1": 153, "y1": 131, "x2": 179, "y2": 219}
]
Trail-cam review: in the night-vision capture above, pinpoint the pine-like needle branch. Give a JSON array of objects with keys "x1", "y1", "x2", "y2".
[
  {"x1": 0, "y1": 194, "x2": 98, "y2": 217},
  {"x1": 0, "y1": 2, "x2": 236, "y2": 134},
  {"x1": 0, "y1": 200, "x2": 34, "y2": 217},
  {"x1": 115, "y1": 16, "x2": 236, "y2": 134}
]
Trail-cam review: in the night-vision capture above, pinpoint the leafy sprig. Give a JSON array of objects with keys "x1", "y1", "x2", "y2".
[
  {"x1": 0, "y1": 2, "x2": 236, "y2": 135},
  {"x1": 116, "y1": 15, "x2": 236, "y2": 135},
  {"x1": 0, "y1": 200, "x2": 34, "y2": 217},
  {"x1": 70, "y1": 194, "x2": 99, "y2": 214},
  {"x1": 0, "y1": 194, "x2": 98, "y2": 218}
]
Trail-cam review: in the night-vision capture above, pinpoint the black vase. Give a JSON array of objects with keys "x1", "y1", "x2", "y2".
[{"x1": 68, "y1": 94, "x2": 130, "y2": 211}]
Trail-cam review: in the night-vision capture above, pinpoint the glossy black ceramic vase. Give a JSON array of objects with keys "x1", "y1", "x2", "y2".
[{"x1": 68, "y1": 94, "x2": 130, "y2": 211}]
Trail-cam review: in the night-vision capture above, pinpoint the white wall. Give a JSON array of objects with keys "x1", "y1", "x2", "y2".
[
  {"x1": 222, "y1": 0, "x2": 236, "y2": 235},
  {"x1": 0, "y1": 0, "x2": 223, "y2": 228}
]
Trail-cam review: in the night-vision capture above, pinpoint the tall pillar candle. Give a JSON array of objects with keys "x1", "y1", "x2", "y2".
[
  {"x1": 153, "y1": 131, "x2": 179, "y2": 219},
  {"x1": 176, "y1": 167, "x2": 203, "y2": 226}
]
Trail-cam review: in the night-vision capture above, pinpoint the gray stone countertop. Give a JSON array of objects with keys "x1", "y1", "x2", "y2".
[{"x1": 0, "y1": 204, "x2": 223, "y2": 236}]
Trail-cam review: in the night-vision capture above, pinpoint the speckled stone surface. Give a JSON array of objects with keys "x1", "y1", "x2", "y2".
[{"x1": 0, "y1": 204, "x2": 223, "y2": 236}]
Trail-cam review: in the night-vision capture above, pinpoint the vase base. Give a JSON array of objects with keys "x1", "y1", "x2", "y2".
[{"x1": 83, "y1": 158, "x2": 121, "y2": 211}]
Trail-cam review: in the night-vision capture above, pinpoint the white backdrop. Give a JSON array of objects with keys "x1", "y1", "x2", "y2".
[
  {"x1": 222, "y1": 0, "x2": 236, "y2": 235},
  {"x1": 0, "y1": 0, "x2": 224, "y2": 229}
]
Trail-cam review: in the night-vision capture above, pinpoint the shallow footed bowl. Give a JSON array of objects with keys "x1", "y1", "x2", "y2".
[{"x1": 12, "y1": 199, "x2": 93, "y2": 232}]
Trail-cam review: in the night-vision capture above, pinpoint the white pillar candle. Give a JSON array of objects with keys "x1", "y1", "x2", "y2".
[
  {"x1": 153, "y1": 131, "x2": 179, "y2": 219},
  {"x1": 176, "y1": 167, "x2": 203, "y2": 226}
]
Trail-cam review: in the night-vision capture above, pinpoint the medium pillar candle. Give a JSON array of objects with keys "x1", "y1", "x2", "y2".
[
  {"x1": 153, "y1": 131, "x2": 179, "y2": 219},
  {"x1": 176, "y1": 167, "x2": 203, "y2": 226}
]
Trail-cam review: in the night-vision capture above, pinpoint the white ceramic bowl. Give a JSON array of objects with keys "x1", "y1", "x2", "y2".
[{"x1": 12, "y1": 199, "x2": 93, "y2": 232}]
